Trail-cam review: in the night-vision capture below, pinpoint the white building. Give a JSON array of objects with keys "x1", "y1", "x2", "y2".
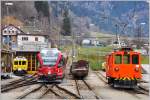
[
  {"x1": 16, "y1": 33, "x2": 51, "y2": 51},
  {"x1": 2, "y1": 24, "x2": 51, "y2": 51}
]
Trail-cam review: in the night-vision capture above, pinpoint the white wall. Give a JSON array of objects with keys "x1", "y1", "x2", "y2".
[
  {"x1": 3, "y1": 26, "x2": 21, "y2": 35},
  {"x1": 17, "y1": 35, "x2": 46, "y2": 45}
]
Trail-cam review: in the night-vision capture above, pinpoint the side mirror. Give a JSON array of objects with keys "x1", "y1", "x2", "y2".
[{"x1": 58, "y1": 64, "x2": 63, "y2": 68}]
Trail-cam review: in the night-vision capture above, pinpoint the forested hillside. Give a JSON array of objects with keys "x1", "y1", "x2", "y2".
[{"x1": 1, "y1": 1, "x2": 149, "y2": 37}]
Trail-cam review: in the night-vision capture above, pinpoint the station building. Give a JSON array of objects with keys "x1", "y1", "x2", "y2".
[{"x1": 1, "y1": 24, "x2": 51, "y2": 74}]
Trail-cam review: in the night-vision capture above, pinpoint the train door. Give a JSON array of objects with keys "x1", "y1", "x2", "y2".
[{"x1": 26, "y1": 53, "x2": 37, "y2": 74}]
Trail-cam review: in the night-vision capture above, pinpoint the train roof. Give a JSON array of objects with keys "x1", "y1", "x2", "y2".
[
  {"x1": 109, "y1": 47, "x2": 140, "y2": 55},
  {"x1": 14, "y1": 56, "x2": 27, "y2": 60},
  {"x1": 40, "y1": 48, "x2": 61, "y2": 53}
]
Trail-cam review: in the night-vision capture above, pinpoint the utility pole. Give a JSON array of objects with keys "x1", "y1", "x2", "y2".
[
  {"x1": 137, "y1": 22, "x2": 146, "y2": 49},
  {"x1": 68, "y1": 1, "x2": 75, "y2": 62},
  {"x1": 5, "y1": 2, "x2": 13, "y2": 25},
  {"x1": 56, "y1": 2, "x2": 60, "y2": 49},
  {"x1": 115, "y1": 24, "x2": 118, "y2": 42}
]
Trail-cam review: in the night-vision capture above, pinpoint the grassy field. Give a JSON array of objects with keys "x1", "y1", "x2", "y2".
[
  {"x1": 77, "y1": 46, "x2": 149, "y2": 71},
  {"x1": 60, "y1": 45, "x2": 149, "y2": 70},
  {"x1": 77, "y1": 46, "x2": 113, "y2": 70},
  {"x1": 141, "y1": 55, "x2": 149, "y2": 64},
  {"x1": 59, "y1": 45, "x2": 72, "y2": 53}
]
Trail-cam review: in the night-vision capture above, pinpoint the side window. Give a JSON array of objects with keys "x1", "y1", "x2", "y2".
[
  {"x1": 22, "y1": 61, "x2": 26, "y2": 65},
  {"x1": 14, "y1": 61, "x2": 18, "y2": 65},
  {"x1": 123, "y1": 55, "x2": 130, "y2": 64},
  {"x1": 115, "y1": 54, "x2": 122, "y2": 64},
  {"x1": 58, "y1": 57, "x2": 65, "y2": 67},
  {"x1": 132, "y1": 55, "x2": 139, "y2": 64}
]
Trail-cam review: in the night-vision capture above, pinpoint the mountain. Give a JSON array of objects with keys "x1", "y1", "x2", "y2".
[
  {"x1": 51, "y1": 1, "x2": 149, "y2": 37},
  {"x1": 1, "y1": 1, "x2": 149, "y2": 37}
]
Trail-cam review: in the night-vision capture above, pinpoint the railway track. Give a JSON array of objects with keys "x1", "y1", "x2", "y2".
[
  {"x1": 1, "y1": 75, "x2": 38, "y2": 92},
  {"x1": 133, "y1": 86, "x2": 149, "y2": 96},
  {"x1": 95, "y1": 71, "x2": 149, "y2": 96},
  {"x1": 94, "y1": 71, "x2": 107, "y2": 84},
  {"x1": 17, "y1": 84, "x2": 43, "y2": 99},
  {"x1": 38, "y1": 84, "x2": 62, "y2": 99},
  {"x1": 16, "y1": 83, "x2": 80, "y2": 99},
  {"x1": 54, "y1": 84, "x2": 81, "y2": 99},
  {"x1": 75, "y1": 79, "x2": 103, "y2": 99},
  {"x1": 1, "y1": 75, "x2": 31, "y2": 88}
]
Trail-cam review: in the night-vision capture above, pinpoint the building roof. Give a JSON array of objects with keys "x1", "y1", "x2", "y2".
[
  {"x1": 2, "y1": 24, "x2": 49, "y2": 36},
  {"x1": 1, "y1": 24, "x2": 26, "y2": 35},
  {"x1": 17, "y1": 33, "x2": 49, "y2": 36}
]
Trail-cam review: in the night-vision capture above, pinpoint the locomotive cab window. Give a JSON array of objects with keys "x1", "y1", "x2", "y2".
[
  {"x1": 14, "y1": 61, "x2": 18, "y2": 65},
  {"x1": 22, "y1": 61, "x2": 26, "y2": 65},
  {"x1": 132, "y1": 55, "x2": 139, "y2": 64},
  {"x1": 115, "y1": 54, "x2": 122, "y2": 64},
  {"x1": 123, "y1": 54, "x2": 130, "y2": 64}
]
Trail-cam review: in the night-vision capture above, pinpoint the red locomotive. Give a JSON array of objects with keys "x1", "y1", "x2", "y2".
[
  {"x1": 37, "y1": 48, "x2": 67, "y2": 82},
  {"x1": 106, "y1": 47, "x2": 142, "y2": 88}
]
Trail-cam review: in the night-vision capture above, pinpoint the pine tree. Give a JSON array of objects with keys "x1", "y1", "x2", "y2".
[
  {"x1": 62, "y1": 9, "x2": 71, "y2": 36},
  {"x1": 34, "y1": 1, "x2": 50, "y2": 22}
]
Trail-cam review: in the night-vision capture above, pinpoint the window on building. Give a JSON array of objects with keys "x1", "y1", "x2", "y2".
[
  {"x1": 35, "y1": 37, "x2": 38, "y2": 41},
  {"x1": 22, "y1": 37, "x2": 28, "y2": 41},
  {"x1": 4, "y1": 30, "x2": 7, "y2": 33},
  {"x1": 8, "y1": 31, "x2": 11, "y2": 33},
  {"x1": 115, "y1": 54, "x2": 122, "y2": 64},
  {"x1": 12, "y1": 30, "x2": 14, "y2": 33}
]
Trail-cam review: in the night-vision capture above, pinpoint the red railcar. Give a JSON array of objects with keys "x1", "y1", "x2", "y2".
[
  {"x1": 106, "y1": 47, "x2": 142, "y2": 88},
  {"x1": 37, "y1": 48, "x2": 67, "y2": 82}
]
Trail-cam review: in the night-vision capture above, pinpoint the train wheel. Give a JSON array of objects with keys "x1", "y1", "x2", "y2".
[{"x1": 108, "y1": 77, "x2": 113, "y2": 84}]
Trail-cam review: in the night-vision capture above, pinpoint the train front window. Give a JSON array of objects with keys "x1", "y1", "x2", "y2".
[
  {"x1": 123, "y1": 55, "x2": 130, "y2": 64},
  {"x1": 115, "y1": 54, "x2": 122, "y2": 64},
  {"x1": 132, "y1": 55, "x2": 139, "y2": 64},
  {"x1": 19, "y1": 61, "x2": 22, "y2": 65},
  {"x1": 43, "y1": 58, "x2": 58, "y2": 66},
  {"x1": 14, "y1": 61, "x2": 18, "y2": 65},
  {"x1": 41, "y1": 49, "x2": 59, "y2": 66},
  {"x1": 41, "y1": 50, "x2": 58, "y2": 57},
  {"x1": 22, "y1": 61, "x2": 26, "y2": 65}
]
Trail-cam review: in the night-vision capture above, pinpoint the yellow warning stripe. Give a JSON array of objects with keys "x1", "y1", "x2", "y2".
[{"x1": 115, "y1": 77, "x2": 138, "y2": 80}]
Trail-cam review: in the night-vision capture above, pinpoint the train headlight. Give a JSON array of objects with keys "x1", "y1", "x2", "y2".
[
  {"x1": 57, "y1": 69, "x2": 60, "y2": 73},
  {"x1": 114, "y1": 67, "x2": 119, "y2": 71},
  {"x1": 135, "y1": 67, "x2": 139, "y2": 72},
  {"x1": 135, "y1": 65, "x2": 139, "y2": 72},
  {"x1": 48, "y1": 71, "x2": 51, "y2": 74}
]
